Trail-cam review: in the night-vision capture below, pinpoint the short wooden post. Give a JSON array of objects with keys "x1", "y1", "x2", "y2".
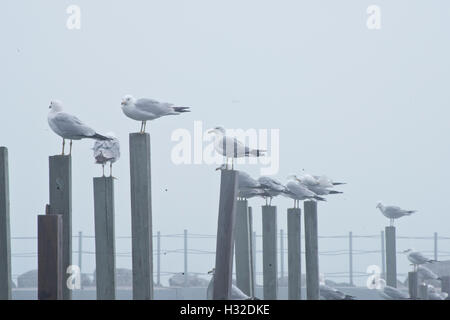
[
  {"x1": 157, "y1": 231, "x2": 161, "y2": 286},
  {"x1": 385, "y1": 226, "x2": 397, "y2": 287},
  {"x1": 129, "y1": 133, "x2": 153, "y2": 300},
  {"x1": 93, "y1": 176, "x2": 116, "y2": 300},
  {"x1": 380, "y1": 230, "x2": 386, "y2": 279},
  {"x1": 349, "y1": 231, "x2": 353, "y2": 286},
  {"x1": 184, "y1": 229, "x2": 188, "y2": 286},
  {"x1": 235, "y1": 199, "x2": 252, "y2": 296},
  {"x1": 304, "y1": 201, "x2": 319, "y2": 300},
  {"x1": 408, "y1": 271, "x2": 418, "y2": 299},
  {"x1": 418, "y1": 284, "x2": 428, "y2": 300},
  {"x1": 49, "y1": 155, "x2": 72, "y2": 300},
  {"x1": 441, "y1": 276, "x2": 450, "y2": 298},
  {"x1": 38, "y1": 213, "x2": 63, "y2": 300},
  {"x1": 287, "y1": 208, "x2": 301, "y2": 300},
  {"x1": 0, "y1": 147, "x2": 11, "y2": 300},
  {"x1": 213, "y1": 169, "x2": 238, "y2": 300},
  {"x1": 262, "y1": 205, "x2": 277, "y2": 300},
  {"x1": 78, "y1": 231, "x2": 83, "y2": 289}
]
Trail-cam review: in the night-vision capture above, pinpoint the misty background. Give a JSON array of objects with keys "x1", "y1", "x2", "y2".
[{"x1": 1, "y1": 0, "x2": 450, "y2": 286}]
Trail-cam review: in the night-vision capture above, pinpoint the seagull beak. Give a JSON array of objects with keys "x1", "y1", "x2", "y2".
[
  {"x1": 121, "y1": 101, "x2": 126, "y2": 106},
  {"x1": 207, "y1": 129, "x2": 214, "y2": 134}
]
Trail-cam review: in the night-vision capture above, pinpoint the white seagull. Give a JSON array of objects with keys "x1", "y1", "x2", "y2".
[
  {"x1": 206, "y1": 268, "x2": 258, "y2": 300},
  {"x1": 319, "y1": 284, "x2": 355, "y2": 300},
  {"x1": 404, "y1": 249, "x2": 435, "y2": 270},
  {"x1": 417, "y1": 265, "x2": 440, "y2": 283},
  {"x1": 377, "y1": 279, "x2": 409, "y2": 300},
  {"x1": 284, "y1": 175, "x2": 325, "y2": 208},
  {"x1": 48, "y1": 100, "x2": 110, "y2": 155},
  {"x1": 208, "y1": 126, "x2": 265, "y2": 169},
  {"x1": 93, "y1": 133, "x2": 120, "y2": 177},
  {"x1": 258, "y1": 176, "x2": 287, "y2": 205},
  {"x1": 427, "y1": 285, "x2": 448, "y2": 300},
  {"x1": 376, "y1": 202, "x2": 416, "y2": 226},
  {"x1": 121, "y1": 95, "x2": 190, "y2": 133},
  {"x1": 296, "y1": 174, "x2": 344, "y2": 196},
  {"x1": 215, "y1": 166, "x2": 267, "y2": 200}
]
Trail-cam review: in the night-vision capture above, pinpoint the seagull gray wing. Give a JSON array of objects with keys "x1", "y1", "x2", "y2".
[
  {"x1": 51, "y1": 112, "x2": 96, "y2": 138},
  {"x1": 135, "y1": 98, "x2": 173, "y2": 117}
]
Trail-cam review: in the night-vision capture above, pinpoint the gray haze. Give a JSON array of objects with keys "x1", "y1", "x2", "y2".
[{"x1": 1, "y1": 1, "x2": 450, "y2": 286}]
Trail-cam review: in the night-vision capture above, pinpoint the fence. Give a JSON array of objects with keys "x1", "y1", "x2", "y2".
[{"x1": 9, "y1": 230, "x2": 450, "y2": 288}]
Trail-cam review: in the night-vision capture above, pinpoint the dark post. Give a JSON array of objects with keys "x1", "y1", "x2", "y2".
[
  {"x1": 38, "y1": 213, "x2": 63, "y2": 300},
  {"x1": 418, "y1": 284, "x2": 428, "y2": 300},
  {"x1": 304, "y1": 201, "x2": 319, "y2": 300},
  {"x1": 49, "y1": 155, "x2": 72, "y2": 300},
  {"x1": 78, "y1": 231, "x2": 83, "y2": 289},
  {"x1": 157, "y1": 231, "x2": 161, "y2": 286},
  {"x1": 0, "y1": 147, "x2": 11, "y2": 300},
  {"x1": 129, "y1": 133, "x2": 153, "y2": 300},
  {"x1": 262, "y1": 205, "x2": 277, "y2": 300},
  {"x1": 349, "y1": 231, "x2": 353, "y2": 286},
  {"x1": 248, "y1": 206, "x2": 255, "y2": 297},
  {"x1": 280, "y1": 229, "x2": 284, "y2": 280},
  {"x1": 213, "y1": 169, "x2": 238, "y2": 300},
  {"x1": 287, "y1": 208, "x2": 301, "y2": 300},
  {"x1": 93, "y1": 176, "x2": 116, "y2": 300},
  {"x1": 252, "y1": 230, "x2": 257, "y2": 290},
  {"x1": 408, "y1": 271, "x2": 418, "y2": 299},
  {"x1": 434, "y1": 232, "x2": 438, "y2": 261},
  {"x1": 235, "y1": 199, "x2": 252, "y2": 296},
  {"x1": 441, "y1": 276, "x2": 450, "y2": 298},
  {"x1": 385, "y1": 226, "x2": 397, "y2": 287}
]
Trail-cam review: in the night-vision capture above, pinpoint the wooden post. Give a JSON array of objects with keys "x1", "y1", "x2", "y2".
[
  {"x1": 349, "y1": 231, "x2": 353, "y2": 286},
  {"x1": 184, "y1": 229, "x2": 188, "y2": 286},
  {"x1": 252, "y1": 229, "x2": 257, "y2": 290},
  {"x1": 262, "y1": 205, "x2": 277, "y2": 300},
  {"x1": 380, "y1": 230, "x2": 386, "y2": 279},
  {"x1": 248, "y1": 206, "x2": 255, "y2": 297},
  {"x1": 418, "y1": 284, "x2": 428, "y2": 300},
  {"x1": 0, "y1": 147, "x2": 11, "y2": 300},
  {"x1": 93, "y1": 176, "x2": 116, "y2": 300},
  {"x1": 280, "y1": 229, "x2": 284, "y2": 280},
  {"x1": 213, "y1": 169, "x2": 238, "y2": 300},
  {"x1": 157, "y1": 231, "x2": 161, "y2": 286},
  {"x1": 49, "y1": 155, "x2": 72, "y2": 300},
  {"x1": 38, "y1": 213, "x2": 63, "y2": 300},
  {"x1": 235, "y1": 199, "x2": 252, "y2": 296},
  {"x1": 304, "y1": 201, "x2": 319, "y2": 300},
  {"x1": 129, "y1": 133, "x2": 153, "y2": 300},
  {"x1": 408, "y1": 271, "x2": 418, "y2": 299},
  {"x1": 434, "y1": 232, "x2": 438, "y2": 261},
  {"x1": 385, "y1": 226, "x2": 397, "y2": 287},
  {"x1": 78, "y1": 231, "x2": 83, "y2": 289},
  {"x1": 287, "y1": 208, "x2": 301, "y2": 300},
  {"x1": 441, "y1": 276, "x2": 450, "y2": 298}
]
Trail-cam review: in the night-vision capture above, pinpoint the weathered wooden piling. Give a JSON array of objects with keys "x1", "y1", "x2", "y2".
[
  {"x1": 93, "y1": 176, "x2": 116, "y2": 300},
  {"x1": 252, "y1": 229, "x2": 257, "y2": 291},
  {"x1": 0, "y1": 147, "x2": 11, "y2": 300},
  {"x1": 287, "y1": 208, "x2": 301, "y2": 300},
  {"x1": 418, "y1": 284, "x2": 428, "y2": 300},
  {"x1": 248, "y1": 207, "x2": 255, "y2": 297},
  {"x1": 235, "y1": 199, "x2": 253, "y2": 296},
  {"x1": 213, "y1": 169, "x2": 238, "y2": 300},
  {"x1": 408, "y1": 271, "x2": 418, "y2": 299},
  {"x1": 262, "y1": 205, "x2": 277, "y2": 300},
  {"x1": 280, "y1": 229, "x2": 284, "y2": 280},
  {"x1": 38, "y1": 213, "x2": 63, "y2": 300},
  {"x1": 49, "y1": 155, "x2": 72, "y2": 299},
  {"x1": 441, "y1": 276, "x2": 450, "y2": 298},
  {"x1": 385, "y1": 226, "x2": 397, "y2": 287},
  {"x1": 304, "y1": 201, "x2": 319, "y2": 300},
  {"x1": 129, "y1": 133, "x2": 153, "y2": 300}
]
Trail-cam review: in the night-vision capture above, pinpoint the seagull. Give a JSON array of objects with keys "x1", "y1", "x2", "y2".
[
  {"x1": 404, "y1": 249, "x2": 435, "y2": 270},
  {"x1": 120, "y1": 95, "x2": 190, "y2": 133},
  {"x1": 93, "y1": 133, "x2": 120, "y2": 177},
  {"x1": 376, "y1": 202, "x2": 416, "y2": 226},
  {"x1": 215, "y1": 166, "x2": 267, "y2": 200},
  {"x1": 427, "y1": 285, "x2": 448, "y2": 300},
  {"x1": 377, "y1": 279, "x2": 409, "y2": 300},
  {"x1": 206, "y1": 268, "x2": 259, "y2": 300},
  {"x1": 296, "y1": 173, "x2": 344, "y2": 196},
  {"x1": 319, "y1": 284, "x2": 355, "y2": 300},
  {"x1": 208, "y1": 126, "x2": 265, "y2": 169},
  {"x1": 417, "y1": 265, "x2": 440, "y2": 283},
  {"x1": 48, "y1": 100, "x2": 110, "y2": 155},
  {"x1": 284, "y1": 175, "x2": 325, "y2": 208},
  {"x1": 258, "y1": 176, "x2": 286, "y2": 205}
]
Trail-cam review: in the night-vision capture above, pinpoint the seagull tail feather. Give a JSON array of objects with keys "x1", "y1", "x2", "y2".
[
  {"x1": 249, "y1": 149, "x2": 266, "y2": 157},
  {"x1": 173, "y1": 106, "x2": 191, "y2": 113},
  {"x1": 332, "y1": 182, "x2": 346, "y2": 186},
  {"x1": 314, "y1": 196, "x2": 326, "y2": 202},
  {"x1": 92, "y1": 133, "x2": 112, "y2": 141},
  {"x1": 329, "y1": 190, "x2": 343, "y2": 195}
]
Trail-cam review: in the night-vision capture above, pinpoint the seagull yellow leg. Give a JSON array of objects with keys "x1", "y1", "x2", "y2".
[
  {"x1": 102, "y1": 164, "x2": 105, "y2": 177},
  {"x1": 62, "y1": 139, "x2": 65, "y2": 155},
  {"x1": 110, "y1": 163, "x2": 113, "y2": 177},
  {"x1": 143, "y1": 121, "x2": 147, "y2": 132},
  {"x1": 69, "y1": 140, "x2": 73, "y2": 155},
  {"x1": 140, "y1": 121, "x2": 144, "y2": 133}
]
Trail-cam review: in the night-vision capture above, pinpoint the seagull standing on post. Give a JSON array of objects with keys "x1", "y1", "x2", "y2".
[
  {"x1": 284, "y1": 175, "x2": 325, "y2": 208},
  {"x1": 376, "y1": 202, "x2": 416, "y2": 226},
  {"x1": 120, "y1": 95, "x2": 190, "y2": 133},
  {"x1": 48, "y1": 100, "x2": 110, "y2": 155},
  {"x1": 93, "y1": 133, "x2": 120, "y2": 177},
  {"x1": 404, "y1": 249, "x2": 435, "y2": 271}
]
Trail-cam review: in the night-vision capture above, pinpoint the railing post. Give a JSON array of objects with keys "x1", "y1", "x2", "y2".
[
  {"x1": 381, "y1": 230, "x2": 386, "y2": 279},
  {"x1": 434, "y1": 232, "x2": 438, "y2": 261},
  {"x1": 184, "y1": 229, "x2": 188, "y2": 286},
  {"x1": 349, "y1": 231, "x2": 353, "y2": 286},
  {"x1": 157, "y1": 231, "x2": 161, "y2": 286}
]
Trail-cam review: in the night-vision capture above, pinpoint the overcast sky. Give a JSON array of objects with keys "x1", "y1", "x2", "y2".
[{"x1": 1, "y1": 1, "x2": 450, "y2": 286}]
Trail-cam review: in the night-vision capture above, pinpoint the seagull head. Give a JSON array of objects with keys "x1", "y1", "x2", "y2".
[
  {"x1": 215, "y1": 164, "x2": 228, "y2": 171},
  {"x1": 207, "y1": 268, "x2": 215, "y2": 275},
  {"x1": 121, "y1": 94, "x2": 135, "y2": 107},
  {"x1": 376, "y1": 202, "x2": 383, "y2": 209},
  {"x1": 49, "y1": 100, "x2": 63, "y2": 112},
  {"x1": 208, "y1": 126, "x2": 226, "y2": 135},
  {"x1": 403, "y1": 249, "x2": 413, "y2": 254}
]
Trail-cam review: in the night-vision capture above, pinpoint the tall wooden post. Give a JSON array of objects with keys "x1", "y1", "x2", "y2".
[
  {"x1": 408, "y1": 271, "x2": 418, "y2": 299},
  {"x1": 0, "y1": 147, "x2": 11, "y2": 300},
  {"x1": 129, "y1": 133, "x2": 153, "y2": 300},
  {"x1": 93, "y1": 176, "x2": 116, "y2": 299},
  {"x1": 287, "y1": 208, "x2": 301, "y2": 300},
  {"x1": 262, "y1": 205, "x2": 277, "y2": 300},
  {"x1": 235, "y1": 199, "x2": 252, "y2": 296},
  {"x1": 49, "y1": 155, "x2": 72, "y2": 299},
  {"x1": 385, "y1": 226, "x2": 397, "y2": 287},
  {"x1": 38, "y1": 213, "x2": 63, "y2": 300},
  {"x1": 252, "y1": 229, "x2": 257, "y2": 290},
  {"x1": 280, "y1": 229, "x2": 284, "y2": 280},
  {"x1": 213, "y1": 169, "x2": 238, "y2": 300},
  {"x1": 304, "y1": 201, "x2": 319, "y2": 300}
]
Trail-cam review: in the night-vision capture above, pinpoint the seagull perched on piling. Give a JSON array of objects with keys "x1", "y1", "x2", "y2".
[
  {"x1": 377, "y1": 279, "x2": 409, "y2": 300},
  {"x1": 208, "y1": 126, "x2": 265, "y2": 169},
  {"x1": 48, "y1": 100, "x2": 110, "y2": 155},
  {"x1": 258, "y1": 176, "x2": 287, "y2": 205},
  {"x1": 376, "y1": 202, "x2": 416, "y2": 226},
  {"x1": 120, "y1": 95, "x2": 190, "y2": 133},
  {"x1": 216, "y1": 166, "x2": 268, "y2": 200},
  {"x1": 93, "y1": 133, "x2": 120, "y2": 177},
  {"x1": 417, "y1": 265, "x2": 440, "y2": 283},
  {"x1": 284, "y1": 175, "x2": 325, "y2": 208},
  {"x1": 404, "y1": 249, "x2": 435, "y2": 270},
  {"x1": 319, "y1": 284, "x2": 355, "y2": 300},
  {"x1": 296, "y1": 173, "x2": 344, "y2": 196}
]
